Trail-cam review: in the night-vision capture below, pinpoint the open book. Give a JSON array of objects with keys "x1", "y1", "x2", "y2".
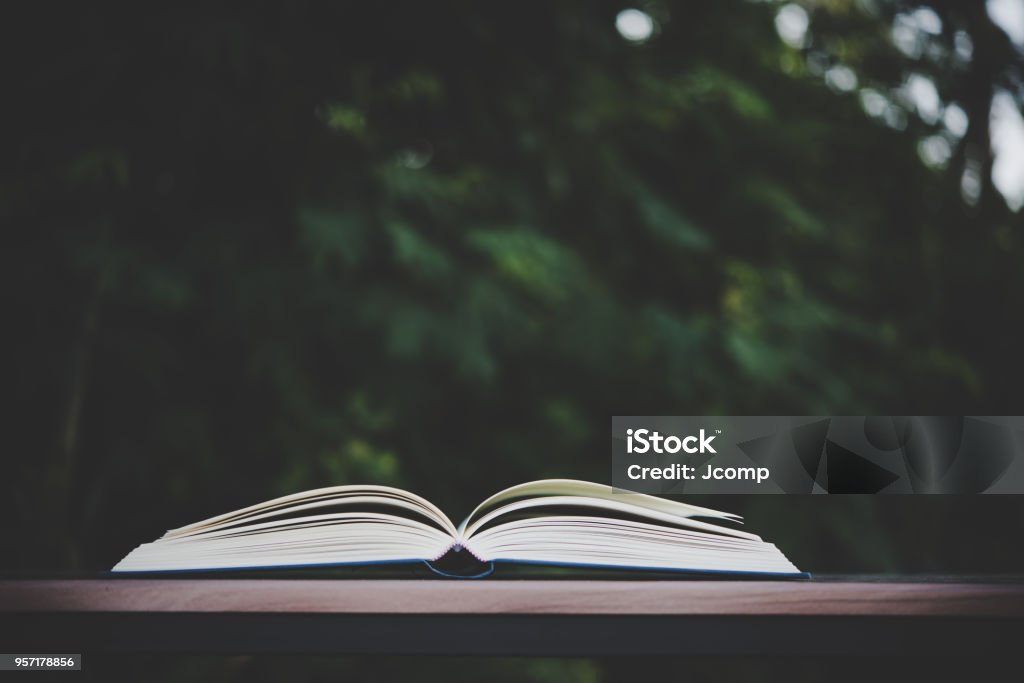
[{"x1": 112, "y1": 479, "x2": 805, "y2": 578}]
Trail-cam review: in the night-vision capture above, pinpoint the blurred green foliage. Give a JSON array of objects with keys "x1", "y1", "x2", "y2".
[{"x1": 3, "y1": 0, "x2": 1024, "y2": 588}]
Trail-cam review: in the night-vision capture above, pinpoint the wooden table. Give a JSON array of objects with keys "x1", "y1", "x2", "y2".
[{"x1": 2, "y1": 578, "x2": 1023, "y2": 655}]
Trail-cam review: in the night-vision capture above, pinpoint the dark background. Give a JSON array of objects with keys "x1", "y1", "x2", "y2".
[{"x1": 2, "y1": 0, "x2": 1023, "y2": 679}]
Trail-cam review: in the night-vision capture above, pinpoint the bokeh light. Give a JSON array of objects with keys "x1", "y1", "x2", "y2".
[
  {"x1": 774, "y1": 4, "x2": 809, "y2": 49},
  {"x1": 615, "y1": 9, "x2": 655, "y2": 43}
]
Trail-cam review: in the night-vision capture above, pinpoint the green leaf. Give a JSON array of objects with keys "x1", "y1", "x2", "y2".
[
  {"x1": 466, "y1": 228, "x2": 587, "y2": 304},
  {"x1": 297, "y1": 207, "x2": 368, "y2": 271}
]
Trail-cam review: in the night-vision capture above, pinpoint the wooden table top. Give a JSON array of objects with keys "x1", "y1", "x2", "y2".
[
  {"x1": 3, "y1": 578, "x2": 1024, "y2": 616},
  {"x1": 3, "y1": 578, "x2": 1022, "y2": 655}
]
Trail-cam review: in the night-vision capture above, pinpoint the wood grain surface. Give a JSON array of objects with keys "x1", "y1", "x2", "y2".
[{"x1": 2, "y1": 579, "x2": 1023, "y2": 616}]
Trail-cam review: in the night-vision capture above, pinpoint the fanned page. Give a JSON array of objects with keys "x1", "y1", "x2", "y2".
[
  {"x1": 112, "y1": 485, "x2": 457, "y2": 572},
  {"x1": 111, "y1": 479, "x2": 803, "y2": 577},
  {"x1": 456, "y1": 480, "x2": 802, "y2": 576}
]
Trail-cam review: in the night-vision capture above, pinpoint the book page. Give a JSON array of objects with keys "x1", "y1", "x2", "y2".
[
  {"x1": 461, "y1": 495, "x2": 758, "y2": 540},
  {"x1": 464, "y1": 514, "x2": 799, "y2": 575},
  {"x1": 165, "y1": 485, "x2": 457, "y2": 539},
  {"x1": 113, "y1": 512, "x2": 454, "y2": 572},
  {"x1": 458, "y1": 479, "x2": 741, "y2": 536}
]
